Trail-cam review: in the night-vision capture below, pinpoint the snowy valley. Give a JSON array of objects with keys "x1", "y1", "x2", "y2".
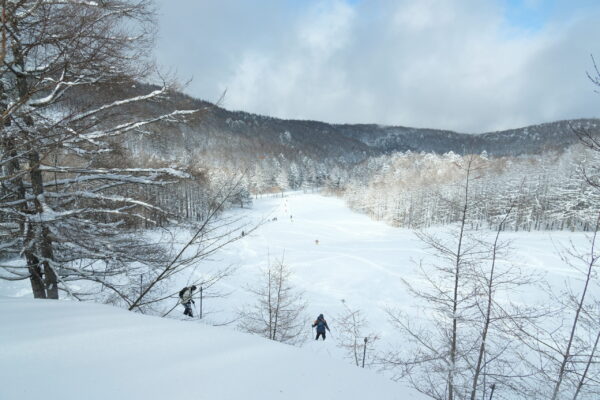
[
  {"x1": 2, "y1": 193, "x2": 597, "y2": 399},
  {"x1": 2, "y1": 1, "x2": 600, "y2": 399}
]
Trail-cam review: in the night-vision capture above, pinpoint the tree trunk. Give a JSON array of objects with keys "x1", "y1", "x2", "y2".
[
  {"x1": 25, "y1": 252, "x2": 47, "y2": 299},
  {"x1": 449, "y1": 162, "x2": 471, "y2": 400},
  {"x1": 572, "y1": 327, "x2": 600, "y2": 400},
  {"x1": 1, "y1": 134, "x2": 47, "y2": 297},
  {"x1": 28, "y1": 150, "x2": 59, "y2": 299},
  {"x1": 470, "y1": 208, "x2": 511, "y2": 400}
]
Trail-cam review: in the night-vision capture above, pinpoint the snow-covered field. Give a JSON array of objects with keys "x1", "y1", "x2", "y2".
[
  {"x1": 0, "y1": 297, "x2": 428, "y2": 400},
  {"x1": 1, "y1": 192, "x2": 591, "y2": 399},
  {"x1": 190, "y1": 193, "x2": 588, "y2": 345}
]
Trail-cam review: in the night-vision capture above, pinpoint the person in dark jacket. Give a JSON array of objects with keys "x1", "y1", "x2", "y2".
[
  {"x1": 312, "y1": 314, "x2": 330, "y2": 340},
  {"x1": 179, "y1": 285, "x2": 197, "y2": 317}
]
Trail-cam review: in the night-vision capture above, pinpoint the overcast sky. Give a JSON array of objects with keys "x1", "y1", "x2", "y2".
[{"x1": 154, "y1": 0, "x2": 600, "y2": 133}]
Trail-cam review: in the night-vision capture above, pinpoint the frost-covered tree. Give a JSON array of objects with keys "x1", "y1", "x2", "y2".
[
  {"x1": 238, "y1": 258, "x2": 307, "y2": 345},
  {"x1": 510, "y1": 63, "x2": 600, "y2": 399},
  {"x1": 0, "y1": 0, "x2": 197, "y2": 300},
  {"x1": 339, "y1": 148, "x2": 600, "y2": 232},
  {"x1": 383, "y1": 156, "x2": 481, "y2": 400},
  {"x1": 383, "y1": 158, "x2": 537, "y2": 400},
  {"x1": 335, "y1": 300, "x2": 379, "y2": 368},
  {"x1": 507, "y1": 214, "x2": 600, "y2": 399}
]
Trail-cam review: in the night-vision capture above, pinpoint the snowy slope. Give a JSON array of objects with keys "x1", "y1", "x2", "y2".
[
  {"x1": 191, "y1": 193, "x2": 588, "y2": 347},
  {"x1": 0, "y1": 297, "x2": 427, "y2": 400},
  {"x1": 1, "y1": 192, "x2": 590, "y2": 399}
]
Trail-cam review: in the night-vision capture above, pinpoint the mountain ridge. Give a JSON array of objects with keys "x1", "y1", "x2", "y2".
[
  {"x1": 83, "y1": 84, "x2": 599, "y2": 165},
  {"x1": 156, "y1": 89, "x2": 600, "y2": 158}
]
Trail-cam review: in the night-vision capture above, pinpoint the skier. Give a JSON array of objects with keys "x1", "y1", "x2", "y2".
[
  {"x1": 179, "y1": 285, "x2": 197, "y2": 317},
  {"x1": 312, "y1": 314, "x2": 330, "y2": 340}
]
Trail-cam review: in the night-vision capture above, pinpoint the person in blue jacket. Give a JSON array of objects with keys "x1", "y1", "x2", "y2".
[{"x1": 312, "y1": 314, "x2": 330, "y2": 340}]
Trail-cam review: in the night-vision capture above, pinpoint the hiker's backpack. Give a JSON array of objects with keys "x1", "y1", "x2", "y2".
[{"x1": 316, "y1": 318, "x2": 326, "y2": 331}]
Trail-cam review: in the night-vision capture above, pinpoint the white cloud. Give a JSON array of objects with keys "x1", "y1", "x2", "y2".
[{"x1": 154, "y1": 0, "x2": 600, "y2": 133}]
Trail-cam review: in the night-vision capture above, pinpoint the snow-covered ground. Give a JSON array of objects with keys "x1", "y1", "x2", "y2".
[
  {"x1": 1, "y1": 192, "x2": 591, "y2": 399},
  {"x1": 191, "y1": 193, "x2": 588, "y2": 347},
  {"x1": 0, "y1": 297, "x2": 428, "y2": 400}
]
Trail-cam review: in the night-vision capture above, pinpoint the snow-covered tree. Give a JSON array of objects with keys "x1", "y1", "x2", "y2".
[
  {"x1": 0, "y1": 0, "x2": 198, "y2": 300},
  {"x1": 335, "y1": 300, "x2": 379, "y2": 368},
  {"x1": 383, "y1": 158, "x2": 537, "y2": 400},
  {"x1": 238, "y1": 257, "x2": 307, "y2": 345}
]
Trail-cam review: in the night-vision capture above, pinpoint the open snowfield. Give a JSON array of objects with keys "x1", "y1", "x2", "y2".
[
  {"x1": 187, "y1": 192, "x2": 590, "y2": 348},
  {"x1": 1, "y1": 192, "x2": 593, "y2": 399},
  {"x1": 0, "y1": 297, "x2": 428, "y2": 400}
]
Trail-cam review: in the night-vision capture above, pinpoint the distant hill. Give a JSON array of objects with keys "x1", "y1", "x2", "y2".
[
  {"x1": 336, "y1": 119, "x2": 600, "y2": 156},
  {"x1": 131, "y1": 88, "x2": 599, "y2": 162},
  {"x1": 80, "y1": 84, "x2": 599, "y2": 167}
]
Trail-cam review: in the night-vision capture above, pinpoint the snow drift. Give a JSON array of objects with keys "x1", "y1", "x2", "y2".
[{"x1": 0, "y1": 298, "x2": 426, "y2": 400}]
